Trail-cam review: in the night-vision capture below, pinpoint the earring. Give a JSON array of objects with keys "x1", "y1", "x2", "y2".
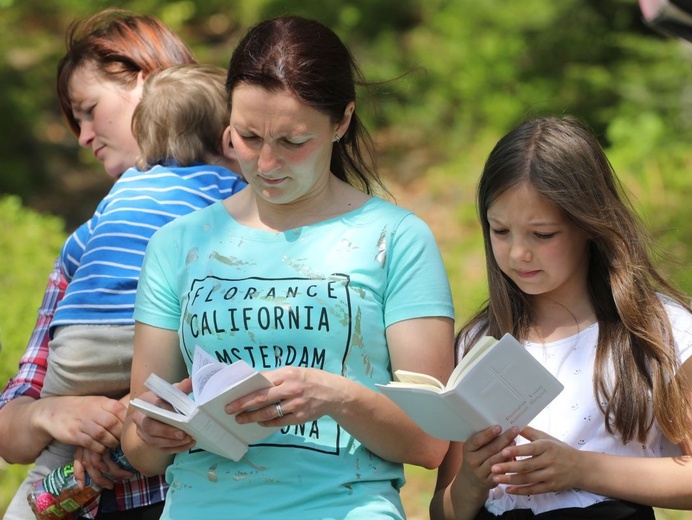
[{"x1": 334, "y1": 134, "x2": 341, "y2": 143}]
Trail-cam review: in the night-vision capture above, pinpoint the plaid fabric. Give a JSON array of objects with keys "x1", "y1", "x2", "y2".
[
  {"x1": 1, "y1": 260, "x2": 168, "y2": 514},
  {"x1": 0, "y1": 260, "x2": 64, "y2": 407}
]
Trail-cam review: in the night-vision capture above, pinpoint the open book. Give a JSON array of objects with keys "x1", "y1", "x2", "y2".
[
  {"x1": 376, "y1": 333, "x2": 563, "y2": 441},
  {"x1": 130, "y1": 347, "x2": 279, "y2": 461}
]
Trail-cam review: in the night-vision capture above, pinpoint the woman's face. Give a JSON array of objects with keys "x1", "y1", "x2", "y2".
[
  {"x1": 228, "y1": 84, "x2": 349, "y2": 206},
  {"x1": 68, "y1": 62, "x2": 144, "y2": 179}
]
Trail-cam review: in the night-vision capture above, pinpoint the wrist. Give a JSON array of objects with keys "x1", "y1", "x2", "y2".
[
  {"x1": 445, "y1": 478, "x2": 488, "y2": 520},
  {"x1": 573, "y1": 449, "x2": 603, "y2": 491},
  {"x1": 31, "y1": 396, "x2": 63, "y2": 440},
  {"x1": 0, "y1": 396, "x2": 52, "y2": 462},
  {"x1": 450, "y1": 472, "x2": 489, "y2": 519},
  {"x1": 320, "y1": 370, "x2": 353, "y2": 419}
]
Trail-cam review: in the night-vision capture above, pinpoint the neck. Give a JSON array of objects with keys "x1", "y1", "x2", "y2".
[
  {"x1": 529, "y1": 295, "x2": 597, "y2": 343},
  {"x1": 228, "y1": 177, "x2": 369, "y2": 232}
]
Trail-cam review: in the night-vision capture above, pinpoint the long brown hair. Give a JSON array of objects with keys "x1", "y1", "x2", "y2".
[
  {"x1": 460, "y1": 115, "x2": 691, "y2": 444},
  {"x1": 56, "y1": 8, "x2": 196, "y2": 136},
  {"x1": 225, "y1": 15, "x2": 387, "y2": 196}
]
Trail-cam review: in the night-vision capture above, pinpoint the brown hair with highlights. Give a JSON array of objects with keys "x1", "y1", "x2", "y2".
[
  {"x1": 460, "y1": 115, "x2": 691, "y2": 444},
  {"x1": 57, "y1": 8, "x2": 196, "y2": 136}
]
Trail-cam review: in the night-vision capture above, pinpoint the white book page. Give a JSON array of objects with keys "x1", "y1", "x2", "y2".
[
  {"x1": 449, "y1": 336, "x2": 497, "y2": 387},
  {"x1": 189, "y1": 346, "x2": 265, "y2": 405},
  {"x1": 198, "y1": 360, "x2": 257, "y2": 403},
  {"x1": 191, "y1": 347, "x2": 225, "y2": 398},
  {"x1": 130, "y1": 397, "x2": 189, "y2": 423},
  {"x1": 192, "y1": 346, "x2": 218, "y2": 371},
  {"x1": 143, "y1": 373, "x2": 196, "y2": 415},
  {"x1": 392, "y1": 370, "x2": 444, "y2": 391}
]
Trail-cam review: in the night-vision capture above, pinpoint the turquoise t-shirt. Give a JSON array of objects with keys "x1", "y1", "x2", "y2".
[{"x1": 134, "y1": 197, "x2": 454, "y2": 519}]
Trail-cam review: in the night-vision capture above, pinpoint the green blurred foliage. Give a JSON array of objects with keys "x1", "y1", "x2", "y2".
[
  {"x1": 0, "y1": 196, "x2": 65, "y2": 513},
  {"x1": 0, "y1": 0, "x2": 690, "y2": 518},
  {"x1": 0, "y1": 197, "x2": 65, "y2": 387}
]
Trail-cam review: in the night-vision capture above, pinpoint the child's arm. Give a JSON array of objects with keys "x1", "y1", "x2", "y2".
[
  {"x1": 430, "y1": 426, "x2": 519, "y2": 520},
  {"x1": 491, "y1": 425, "x2": 692, "y2": 509},
  {"x1": 491, "y1": 357, "x2": 692, "y2": 509},
  {"x1": 73, "y1": 394, "x2": 135, "y2": 489}
]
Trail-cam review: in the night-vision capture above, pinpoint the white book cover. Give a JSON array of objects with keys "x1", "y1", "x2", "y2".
[
  {"x1": 130, "y1": 347, "x2": 279, "y2": 460},
  {"x1": 377, "y1": 333, "x2": 564, "y2": 441}
]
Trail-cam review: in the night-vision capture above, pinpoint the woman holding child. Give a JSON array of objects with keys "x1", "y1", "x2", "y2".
[{"x1": 0, "y1": 9, "x2": 245, "y2": 520}]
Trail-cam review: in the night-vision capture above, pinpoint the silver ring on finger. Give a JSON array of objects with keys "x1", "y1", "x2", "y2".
[{"x1": 275, "y1": 401, "x2": 284, "y2": 418}]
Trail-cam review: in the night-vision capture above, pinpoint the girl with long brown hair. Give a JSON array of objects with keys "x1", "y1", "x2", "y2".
[{"x1": 431, "y1": 116, "x2": 692, "y2": 520}]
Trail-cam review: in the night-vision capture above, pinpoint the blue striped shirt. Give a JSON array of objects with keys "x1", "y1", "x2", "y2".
[{"x1": 51, "y1": 163, "x2": 245, "y2": 331}]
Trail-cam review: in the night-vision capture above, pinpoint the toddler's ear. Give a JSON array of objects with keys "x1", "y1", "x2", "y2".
[
  {"x1": 221, "y1": 126, "x2": 242, "y2": 175},
  {"x1": 222, "y1": 126, "x2": 235, "y2": 156}
]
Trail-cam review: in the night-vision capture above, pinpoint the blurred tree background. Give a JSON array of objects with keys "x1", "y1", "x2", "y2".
[{"x1": 0, "y1": 0, "x2": 690, "y2": 518}]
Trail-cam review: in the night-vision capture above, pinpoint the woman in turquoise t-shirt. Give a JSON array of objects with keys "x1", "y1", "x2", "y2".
[{"x1": 123, "y1": 16, "x2": 455, "y2": 519}]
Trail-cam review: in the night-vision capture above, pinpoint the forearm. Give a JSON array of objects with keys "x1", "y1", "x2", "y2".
[
  {"x1": 575, "y1": 451, "x2": 692, "y2": 509},
  {"x1": 0, "y1": 396, "x2": 55, "y2": 463},
  {"x1": 123, "y1": 322, "x2": 185, "y2": 476},
  {"x1": 353, "y1": 316, "x2": 453, "y2": 468},
  {"x1": 333, "y1": 377, "x2": 449, "y2": 469},
  {"x1": 121, "y1": 414, "x2": 174, "y2": 476},
  {"x1": 0, "y1": 260, "x2": 67, "y2": 463},
  {"x1": 430, "y1": 481, "x2": 488, "y2": 520}
]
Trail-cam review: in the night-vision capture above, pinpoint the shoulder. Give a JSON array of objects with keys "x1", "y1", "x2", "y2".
[
  {"x1": 363, "y1": 198, "x2": 432, "y2": 232},
  {"x1": 658, "y1": 294, "x2": 692, "y2": 362},
  {"x1": 121, "y1": 164, "x2": 243, "y2": 184},
  {"x1": 347, "y1": 198, "x2": 441, "y2": 254},
  {"x1": 365, "y1": 197, "x2": 412, "y2": 217},
  {"x1": 109, "y1": 167, "x2": 139, "y2": 182},
  {"x1": 171, "y1": 163, "x2": 244, "y2": 181},
  {"x1": 659, "y1": 294, "x2": 692, "y2": 329},
  {"x1": 150, "y1": 201, "x2": 224, "y2": 241}
]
